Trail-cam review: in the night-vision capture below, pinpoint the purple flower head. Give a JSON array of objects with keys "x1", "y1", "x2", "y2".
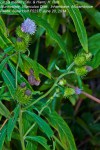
[
  {"x1": 25, "y1": 89, "x2": 32, "y2": 96},
  {"x1": 29, "y1": 68, "x2": 34, "y2": 75},
  {"x1": 86, "y1": 66, "x2": 93, "y2": 72},
  {"x1": 20, "y1": 82, "x2": 26, "y2": 88},
  {"x1": 21, "y1": 18, "x2": 36, "y2": 35},
  {"x1": 17, "y1": 37, "x2": 23, "y2": 42},
  {"x1": 75, "y1": 87, "x2": 82, "y2": 95},
  {"x1": 33, "y1": 79, "x2": 41, "y2": 86},
  {"x1": 28, "y1": 74, "x2": 40, "y2": 86}
]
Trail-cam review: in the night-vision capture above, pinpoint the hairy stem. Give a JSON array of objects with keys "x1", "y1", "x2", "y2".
[{"x1": 19, "y1": 106, "x2": 25, "y2": 150}]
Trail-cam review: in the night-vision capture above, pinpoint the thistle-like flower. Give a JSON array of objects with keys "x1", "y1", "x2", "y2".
[
  {"x1": 64, "y1": 87, "x2": 75, "y2": 98},
  {"x1": 28, "y1": 68, "x2": 40, "y2": 86},
  {"x1": 20, "y1": 82, "x2": 26, "y2": 88},
  {"x1": 21, "y1": 18, "x2": 36, "y2": 35},
  {"x1": 75, "y1": 66, "x2": 88, "y2": 76},
  {"x1": 15, "y1": 86, "x2": 32, "y2": 104},
  {"x1": 25, "y1": 89, "x2": 32, "y2": 96}
]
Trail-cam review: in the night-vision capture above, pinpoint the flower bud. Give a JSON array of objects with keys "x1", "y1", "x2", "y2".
[
  {"x1": 64, "y1": 87, "x2": 75, "y2": 98},
  {"x1": 84, "y1": 53, "x2": 92, "y2": 61},
  {"x1": 59, "y1": 78, "x2": 67, "y2": 86},
  {"x1": 75, "y1": 66, "x2": 87, "y2": 76},
  {"x1": 16, "y1": 40, "x2": 26, "y2": 53},
  {"x1": 16, "y1": 26, "x2": 25, "y2": 38},
  {"x1": 25, "y1": 89, "x2": 32, "y2": 96},
  {"x1": 17, "y1": 37, "x2": 23, "y2": 42},
  {"x1": 20, "y1": 82, "x2": 26, "y2": 88},
  {"x1": 15, "y1": 87, "x2": 31, "y2": 104},
  {"x1": 74, "y1": 55, "x2": 86, "y2": 66}
]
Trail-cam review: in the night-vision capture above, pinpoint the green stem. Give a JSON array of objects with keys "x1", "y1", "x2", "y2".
[
  {"x1": 24, "y1": 122, "x2": 36, "y2": 139},
  {"x1": 15, "y1": 52, "x2": 20, "y2": 88},
  {"x1": 19, "y1": 106, "x2": 25, "y2": 150},
  {"x1": 53, "y1": 135, "x2": 65, "y2": 149},
  {"x1": 23, "y1": 63, "x2": 75, "y2": 136},
  {"x1": 76, "y1": 75, "x2": 83, "y2": 89},
  {"x1": 34, "y1": 38, "x2": 40, "y2": 61},
  {"x1": 24, "y1": 97, "x2": 53, "y2": 137},
  {"x1": 24, "y1": 70, "x2": 74, "y2": 110}
]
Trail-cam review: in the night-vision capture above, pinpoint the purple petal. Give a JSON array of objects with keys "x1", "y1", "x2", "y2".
[
  {"x1": 21, "y1": 18, "x2": 36, "y2": 35},
  {"x1": 75, "y1": 87, "x2": 82, "y2": 95}
]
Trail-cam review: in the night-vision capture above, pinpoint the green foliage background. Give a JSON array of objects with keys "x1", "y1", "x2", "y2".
[{"x1": 0, "y1": 0, "x2": 100, "y2": 150}]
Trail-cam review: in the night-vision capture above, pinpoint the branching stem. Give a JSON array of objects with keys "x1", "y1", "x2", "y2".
[{"x1": 24, "y1": 70, "x2": 74, "y2": 109}]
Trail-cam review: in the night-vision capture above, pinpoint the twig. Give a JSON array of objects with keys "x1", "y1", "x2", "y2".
[
  {"x1": 0, "y1": 119, "x2": 8, "y2": 131},
  {"x1": 82, "y1": 91, "x2": 100, "y2": 104},
  {"x1": 74, "y1": 99, "x2": 83, "y2": 116},
  {"x1": 95, "y1": 2, "x2": 100, "y2": 8},
  {"x1": 67, "y1": 84, "x2": 100, "y2": 104},
  {"x1": 78, "y1": 137, "x2": 90, "y2": 148}
]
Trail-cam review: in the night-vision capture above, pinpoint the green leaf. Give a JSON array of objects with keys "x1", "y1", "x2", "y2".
[
  {"x1": 0, "y1": 101, "x2": 10, "y2": 118},
  {"x1": 0, "y1": 15, "x2": 7, "y2": 36},
  {"x1": 26, "y1": 111, "x2": 54, "y2": 139},
  {"x1": 76, "y1": 1, "x2": 100, "y2": 30},
  {"x1": 0, "y1": 57, "x2": 9, "y2": 73},
  {"x1": 0, "y1": 125, "x2": 7, "y2": 150},
  {"x1": 1, "y1": 68, "x2": 15, "y2": 97},
  {"x1": 26, "y1": 141, "x2": 37, "y2": 150},
  {"x1": 61, "y1": 0, "x2": 88, "y2": 52},
  {"x1": 83, "y1": 33, "x2": 100, "y2": 68},
  {"x1": 45, "y1": 13, "x2": 59, "y2": 47},
  {"x1": 0, "y1": 31, "x2": 14, "y2": 49},
  {"x1": 7, "y1": 1, "x2": 72, "y2": 64},
  {"x1": 76, "y1": 117, "x2": 93, "y2": 137},
  {"x1": 91, "y1": 51, "x2": 100, "y2": 68},
  {"x1": 7, "y1": 105, "x2": 20, "y2": 141},
  {"x1": 22, "y1": 54, "x2": 51, "y2": 79},
  {"x1": 88, "y1": 33, "x2": 100, "y2": 55},
  {"x1": 26, "y1": 136, "x2": 50, "y2": 150},
  {"x1": 30, "y1": 14, "x2": 72, "y2": 63},
  {"x1": 46, "y1": 111, "x2": 77, "y2": 150},
  {"x1": 8, "y1": 61, "x2": 33, "y2": 90},
  {"x1": 0, "y1": 36, "x2": 8, "y2": 50}
]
